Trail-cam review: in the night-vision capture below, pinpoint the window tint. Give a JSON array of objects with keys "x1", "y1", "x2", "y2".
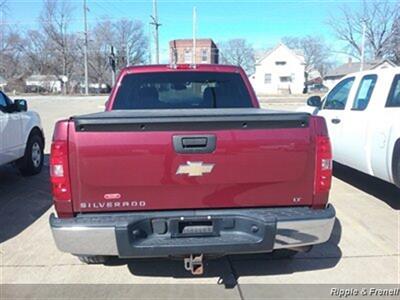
[
  {"x1": 352, "y1": 74, "x2": 377, "y2": 110},
  {"x1": 323, "y1": 77, "x2": 355, "y2": 110},
  {"x1": 113, "y1": 71, "x2": 253, "y2": 110},
  {"x1": 386, "y1": 74, "x2": 400, "y2": 108},
  {"x1": 0, "y1": 92, "x2": 9, "y2": 111}
]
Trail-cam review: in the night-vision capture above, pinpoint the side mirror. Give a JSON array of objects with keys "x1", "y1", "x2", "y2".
[
  {"x1": 14, "y1": 99, "x2": 28, "y2": 112},
  {"x1": 307, "y1": 95, "x2": 322, "y2": 108}
]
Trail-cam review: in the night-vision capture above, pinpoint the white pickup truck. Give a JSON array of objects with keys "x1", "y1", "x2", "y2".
[
  {"x1": 305, "y1": 67, "x2": 400, "y2": 188},
  {"x1": 0, "y1": 91, "x2": 44, "y2": 175}
]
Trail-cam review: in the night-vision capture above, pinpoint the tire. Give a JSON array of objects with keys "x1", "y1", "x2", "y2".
[
  {"x1": 396, "y1": 158, "x2": 400, "y2": 188},
  {"x1": 17, "y1": 132, "x2": 44, "y2": 176},
  {"x1": 393, "y1": 140, "x2": 400, "y2": 188},
  {"x1": 77, "y1": 255, "x2": 109, "y2": 264}
]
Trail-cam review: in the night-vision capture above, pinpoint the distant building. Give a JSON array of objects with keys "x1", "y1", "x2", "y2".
[
  {"x1": 249, "y1": 43, "x2": 306, "y2": 95},
  {"x1": 25, "y1": 75, "x2": 62, "y2": 93},
  {"x1": 324, "y1": 58, "x2": 397, "y2": 88},
  {"x1": 169, "y1": 39, "x2": 219, "y2": 64}
]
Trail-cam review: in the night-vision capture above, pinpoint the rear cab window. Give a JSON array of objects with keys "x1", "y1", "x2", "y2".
[
  {"x1": 323, "y1": 77, "x2": 355, "y2": 110},
  {"x1": 112, "y1": 71, "x2": 253, "y2": 110},
  {"x1": 386, "y1": 74, "x2": 400, "y2": 108},
  {"x1": 352, "y1": 74, "x2": 377, "y2": 111}
]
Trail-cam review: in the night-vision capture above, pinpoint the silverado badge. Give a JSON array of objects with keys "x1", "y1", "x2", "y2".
[{"x1": 176, "y1": 161, "x2": 215, "y2": 177}]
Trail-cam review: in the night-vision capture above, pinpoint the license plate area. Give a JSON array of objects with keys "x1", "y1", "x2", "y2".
[{"x1": 170, "y1": 218, "x2": 220, "y2": 238}]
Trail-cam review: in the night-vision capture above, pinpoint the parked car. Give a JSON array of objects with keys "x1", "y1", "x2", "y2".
[
  {"x1": 305, "y1": 67, "x2": 400, "y2": 188},
  {"x1": 49, "y1": 64, "x2": 335, "y2": 274},
  {"x1": 25, "y1": 85, "x2": 47, "y2": 94},
  {"x1": 308, "y1": 83, "x2": 329, "y2": 93},
  {"x1": 0, "y1": 91, "x2": 45, "y2": 175}
]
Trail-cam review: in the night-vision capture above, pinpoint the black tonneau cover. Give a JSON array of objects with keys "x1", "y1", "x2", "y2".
[{"x1": 72, "y1": 108, "x2": 310, "y2": 132}]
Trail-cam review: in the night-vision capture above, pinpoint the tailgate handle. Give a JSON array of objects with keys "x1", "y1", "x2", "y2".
[
  {"x1": 182, "y1": 138, "x2": 207, "y2": 148},
  {"x1": 173, "y1": 135, "x2": 216, "y2": 153}
]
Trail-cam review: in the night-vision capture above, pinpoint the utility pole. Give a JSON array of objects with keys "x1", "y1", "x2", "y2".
[
  {"x1": 83, "y1": 0, "x2": 89, "y2": 95},
  {"x1": 148, "y1": 23, "x2": 152, "y2": 64},
  {"x1": 109, "y1": 46, "x2": 116, "y2": 86},
  {"x1": 192, "y1": 6, "x2": 197, "y2": 65},
  {"x1": 360, "y1": 18, "x2": 366, "y2": 71},
  {"x1": 150, "y1": 0, "x2": 161, "y2": 64},
  {"x1": 126, "y1": 44, "x2": 130, "y2": 66}
]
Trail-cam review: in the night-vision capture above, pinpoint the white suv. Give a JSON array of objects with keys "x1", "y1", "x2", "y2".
[{"x1": 0, "y1": 91, "x2": 44, "y2": 175}]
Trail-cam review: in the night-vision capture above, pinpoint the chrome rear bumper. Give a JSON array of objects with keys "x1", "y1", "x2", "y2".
[{"x1": 50, "y1": 205, "x2": 335, "y2": 257}]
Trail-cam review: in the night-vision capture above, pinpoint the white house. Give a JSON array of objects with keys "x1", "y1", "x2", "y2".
[
  {"x1": 25, "y1": 75, "x2": 62, "y2": 93},
  {"x1": 249, "y1": 43, "x2": 306, "y2": 95}
]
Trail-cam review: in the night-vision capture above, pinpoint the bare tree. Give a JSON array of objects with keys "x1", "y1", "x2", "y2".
[
  {"x1": 0, "y1": 1, "x2": 29, "y2": 91},
  {"x1": 21, "y1": 30, "x2": 53, "y2": 75},
  {"x1": 39, "y1": 0, "x2": 77, "y2": 93},
  {"x1": 328, "y1": 0, "x2": 399, "y2": 60},
  {"x1": 86, "y1": 18, "x2": 148, "y2": 89},
  {"x1": 0, "y1": 28, "x2": 25, "y2": 79},
  {"x1": 114, "y1": 19, "x2": 148, "y2": 68},
  {"x1": 87, "y1": 19, "x2": 114, "y2": 88},
  {"x1": 0, "y1": 0, "x2": 150, "y2": 94},
  {"x1": 282, "y1": 36, "x2": 333, "y2": 77},
  {"x1": 219, "y1": 39, "x2": 255, "y2": 74},
  {"x1": 389, "y1": 14, "x2": 400, "y2": 64}
]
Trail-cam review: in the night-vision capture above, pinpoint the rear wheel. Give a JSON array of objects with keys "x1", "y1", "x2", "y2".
[
  {"x1": 393, "y1": 140, "x2": 400, "y2": 188},
  {"x1": 77, "y1": 255, "x2": 109, "y2": 264},
  {"x1": 17, "y1": 132, "x2": 44, "y2": 176},
  {"x1": 396, "y1": 158, "x2": 400, "y2": 188}
]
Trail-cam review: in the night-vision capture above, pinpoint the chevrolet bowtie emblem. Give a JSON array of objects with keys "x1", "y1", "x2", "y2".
[{"x1": 176, "y1": 161, "x2": 215, "y2": 177}]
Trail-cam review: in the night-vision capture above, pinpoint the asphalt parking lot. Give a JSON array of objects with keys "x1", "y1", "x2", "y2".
[{"x1": 0, "y1": 96, "x2": 399, "y2": 296}]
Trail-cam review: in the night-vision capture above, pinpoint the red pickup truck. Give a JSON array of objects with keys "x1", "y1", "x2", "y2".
[{"x1": 49, "y1": 64, "x2": 335, "y2": 274}]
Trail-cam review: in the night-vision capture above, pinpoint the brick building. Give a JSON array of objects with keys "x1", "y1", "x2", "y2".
[{"x1": 169, "y1": 39, "x2": 219, "y2": 64}]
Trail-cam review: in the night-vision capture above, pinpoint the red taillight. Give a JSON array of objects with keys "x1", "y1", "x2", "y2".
[
  {"x1": 314, "y1": 136, "x2": 333, "y2": 194},
  {"x1": 50, "y1": 141, "x2": 71, "y2": 201}
]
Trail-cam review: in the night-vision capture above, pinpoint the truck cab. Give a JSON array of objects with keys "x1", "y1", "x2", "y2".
[{"x1": 0, "y1": 91, "x2": 44, "y2": 176}]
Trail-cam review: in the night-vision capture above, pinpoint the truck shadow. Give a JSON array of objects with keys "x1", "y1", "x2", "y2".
[
  {"x1": 333, "y1": 162, "x2": 400, "y2": 210},
  {"x1": 0, "y1": 155, "x2": 52, "y2": 243},
  {"x1": 106, "y1": 219, "x2": 342, "y2": 287}
]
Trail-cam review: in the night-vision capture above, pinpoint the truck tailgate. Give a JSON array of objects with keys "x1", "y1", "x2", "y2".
[{"x1": 68, "y1": 109, "x2": 315, "y2": 213}]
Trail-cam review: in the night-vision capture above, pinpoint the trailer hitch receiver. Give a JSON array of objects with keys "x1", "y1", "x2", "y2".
[{"x1": 184, "y1": 254, "x2": 204, "y2": 275}]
